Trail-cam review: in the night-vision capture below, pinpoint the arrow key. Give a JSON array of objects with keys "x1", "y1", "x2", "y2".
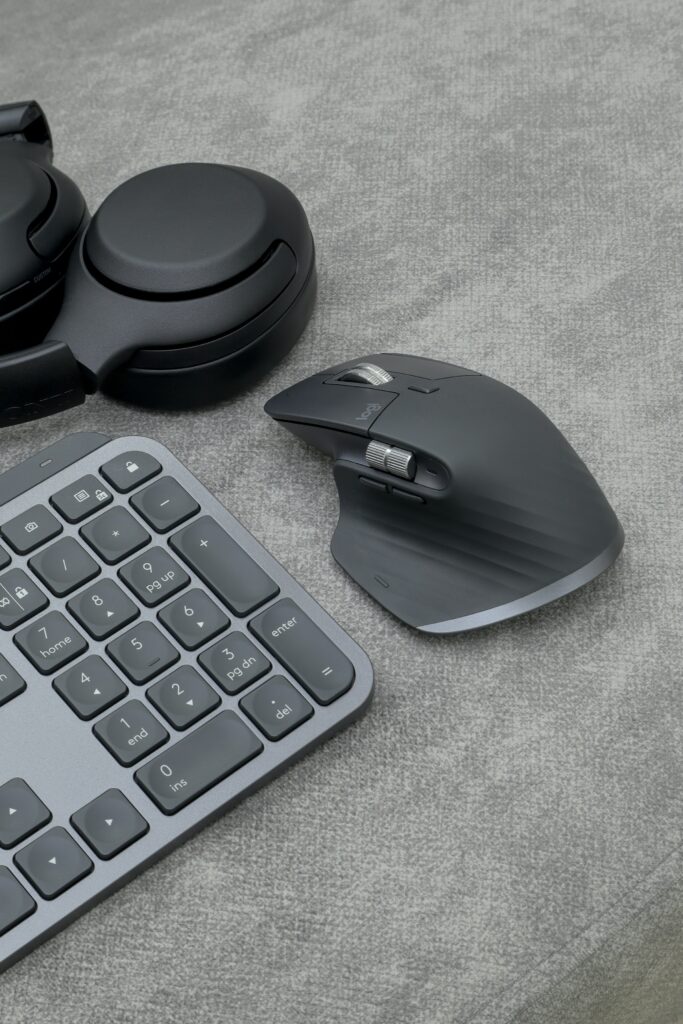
[
  {"x1": 53, "y1": 656, "x2": 128, "y2": 721},
  {"x1": 67, "y1": 579, "x2": 139, "y2": 640},
  {"x1": 147, "y1": 666, "x2": 220, "y2": 730},
  {"x1": 14, "y1": 827, "x2": 93, "y2": 899},
  {"x1": 157, "y1": 588, "x2": 229, "y2": 650},
  {"x1": 71, "y1": 789, "x2": 149, "y2": 860},
  {"x1": 0, "y1": 779, "x2": 51, "y2": 849}
]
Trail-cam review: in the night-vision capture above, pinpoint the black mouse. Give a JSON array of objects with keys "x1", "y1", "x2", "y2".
[{"x1": 265, "y1": 353, "x2": 624, "y2": 633}]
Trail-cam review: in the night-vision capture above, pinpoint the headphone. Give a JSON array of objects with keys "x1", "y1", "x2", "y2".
[{"x1": 0, "y1": 101, "x2": 317, "y2": 426}]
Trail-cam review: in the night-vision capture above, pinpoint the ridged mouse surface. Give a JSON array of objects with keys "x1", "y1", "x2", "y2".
[{"x1": 266, "y1": 353, "x2": 624, "y2": 633}]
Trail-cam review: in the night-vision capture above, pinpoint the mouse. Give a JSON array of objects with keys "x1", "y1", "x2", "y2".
[{"x1": 265, "y1": 353, "x2": 624, "y2": 634}]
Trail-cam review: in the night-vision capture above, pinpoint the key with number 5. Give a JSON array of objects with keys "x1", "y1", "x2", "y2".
[{"x1": 106, "y1": 623, "x2": 179, "y2": 684}]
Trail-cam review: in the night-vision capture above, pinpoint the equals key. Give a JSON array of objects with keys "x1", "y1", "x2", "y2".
[{"x1": 249, "y1": 598, "x2": 354, "y2": 705}]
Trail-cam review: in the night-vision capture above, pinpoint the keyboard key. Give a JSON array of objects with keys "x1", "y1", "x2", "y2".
[
  {"x1": 0, "y1": 868, "x2": 36, "y2": 935},
  {"x1": 80, "y1": 506, "x2": 150, "y2": 564},
  {"x1": 15, "y1": 611, "x2": 87, "y2": 675},
  {"x1": 249, "y1": 599, "x2": 354, "y2": 705},
  {"x1": 0, "y1": 543, "x2": 10, "y2": 570},
  {"x1": 14, "y1": 827, "x2": 93, "y2": 900},
  {"x1": 147, "y1": 667, "x2": 220, "y2": 730},
  {"x1": 53, "y1": 656, "x2": 128, "y2": 720},
  {"x1": 135, "y1": 711, "x2": 262, "y2": 814},
  {"x1": 199, "y1": 632, "x2": 270, "y2": 695},
  {"x1": 100, "y1": 451, "x2": 162, "y2": 493},
  {"x1": 0, "y1": 654, "x2": 26, "y2": 707},
  {"x1": 29, "y1": 537, "x2": 100, "y2": 597},
  {"x1": 119, "y1": 547, "x2": 189, "y2": 607},
  {"x1": 1, "y1": 505, "x2": 61, "y2": 554},
  {"x1": 240, "y1": 676, "x2": 313, "y2": 740},
  {"x1": 71, "y1": 790, "x2": 149, "y2": 860},
  {"x1": 50, "y1": 475, "x2": 113, "y2": 523},
  {"x1": 0, "y1": 779, "x2": 51, "y2": 849},
  {"x1": 67, "y1": 580, "x2": 139, "y2": 640},
  {"x1": 130, "y1": 477, "x2": 199, "y2": 533},
  {"x1": 93, "y1": 700, "x2": 168, "y2": 766},
  {"x1": 158, "y1": 588, "x2": 229, "y2": 650},
  {"x1": 0, "y1": 569, "x2": 48, "y2": 630},
  {"x1": 106, "y1": 622, "x2": 179, "y2": 684},
  {"x1": 170, "y1": 516, "x2": 279, "y2": 616}
]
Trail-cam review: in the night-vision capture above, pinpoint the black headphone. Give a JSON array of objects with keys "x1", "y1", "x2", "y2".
[{"x1": 0, "y1": 101, "x2": 317, "y2": 426}]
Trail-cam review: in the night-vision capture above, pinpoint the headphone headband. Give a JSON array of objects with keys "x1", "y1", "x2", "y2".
[{"x1": 0, "y1": 101, "x2": 52, "y2": 156}]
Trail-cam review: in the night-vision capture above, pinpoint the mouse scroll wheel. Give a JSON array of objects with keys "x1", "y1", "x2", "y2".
[
  {"x1": 339, "y1": 363, "x2": 394, "y2": 386},
  {"x1": 366, "y1": 440, "x2": 416, "y2": 480}
]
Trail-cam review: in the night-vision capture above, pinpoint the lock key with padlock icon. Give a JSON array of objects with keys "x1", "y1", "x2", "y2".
[{"x1": 99, "y1": 451, "x2": 162, "y2": 493}]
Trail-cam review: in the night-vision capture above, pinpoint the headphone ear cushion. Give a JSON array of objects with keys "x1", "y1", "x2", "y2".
[{"x1": 0, "y1": 147, "x2": 87, "y2": 349}]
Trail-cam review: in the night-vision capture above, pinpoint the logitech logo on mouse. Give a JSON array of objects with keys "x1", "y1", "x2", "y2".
[{"x1": 355, "y1": 402, "x2": 382, "y2": 421}]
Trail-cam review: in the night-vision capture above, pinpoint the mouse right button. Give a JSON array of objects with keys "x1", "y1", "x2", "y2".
[{"x1": 371, "y1": 353, "x2": 479, "y2": 379}]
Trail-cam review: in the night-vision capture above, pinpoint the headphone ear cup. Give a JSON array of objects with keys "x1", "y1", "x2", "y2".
[
  {"x1": 46, "y1": 163, "x2": 316, "y2": 408},
  {"x1": 0, "y1": 104, "x2": 87, "y2": 351}
]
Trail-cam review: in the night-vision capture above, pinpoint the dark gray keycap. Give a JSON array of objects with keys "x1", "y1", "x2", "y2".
[
  {"x1": 14, "y1": 611, "x2": 88, "y2": 675},
  {"x1": 240, "y1": 675, "x2": 313, "y2": 741},
  {"x1": 67, "y1": 579, "x2": 139, "y2": 640},
  {"x1": 1, "y1": 504, "x2": 62, "y2": 554},
  {"x1": 158, "y1": 588, "x2": 229, "y2": 650},
  {"x1": 71, "y1": 789, "x2": 149, "y2": 860},
  {"x1": 80, "y1": 506, "x2": 150, "y2": 564},
  {"x1": 0, "y1": 779, "x2": 51, "y2": 849},
  {"x1": 119, "y1": 547, "x2": 189, "y2": 607},
  {"x1": 106, "y1": 622, "x2": 179, "y2": 684},
  {"x1": 0, "y1": 543, "x2": 10, "y2": 570},
  {"x1": 50, "y1": 475, "x2": 113, "y2": 523},
  {"x1": 199, "y1": 632, "x2": 270, "y2": 695},
  {"x1": 93, "y1": 700, "x2": 168, "y2": 766},
  {"x1": 53, "y1": 656, "x2": 128, "y2": 720},
  {"x1": 14, "y1": 827, "x2": 93, "y2": 900},
  {"x1": 0, "y1": 569, "x2": 48, "y2": 630},
  {"x1": 135, "y1": 710, "x2": 262, "y2": 814},
  {"x1": 29, "y1": 537, "x2": 100, "y2": 597},
  {"x1": 147, "y1": 666, "x2": 220, "y2": 730},
  {"x1": 100, "y1": 451, "x2": 162, "y2": 493},
  {"x1": 249, "y1": 599, "x2": 354, "y2": 705},
  {"x1": 130, "y1": 477, "x2": 199, "y2": 533},
  {"x1": 170, "y1": 516, "x2": 279, "y2": 616},
  {"x1": 0, "y1": 654, "x2": 26, "y2": 707},
  {"x1": 0, "y1": 868, "x2": 36, "y2": 936}
]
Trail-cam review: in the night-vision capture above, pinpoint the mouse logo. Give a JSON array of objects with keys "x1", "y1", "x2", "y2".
[{"x1": 355, "y1": 402, "x2": 382, "y2": 422}]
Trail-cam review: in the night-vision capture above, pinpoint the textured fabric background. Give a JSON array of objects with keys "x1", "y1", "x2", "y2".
[{"x1": 0, "y1": 1, "x2": 681, "y2": 1022}]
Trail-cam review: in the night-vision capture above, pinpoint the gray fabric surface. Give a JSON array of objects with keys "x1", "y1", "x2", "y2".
[{"x1": 0, "y1": 0, "x2": 681, "y2": 1021}]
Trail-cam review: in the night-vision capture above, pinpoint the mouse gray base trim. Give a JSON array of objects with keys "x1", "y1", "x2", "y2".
[{"x1": 419, "y1": 526, "x2": 625, "y2": 634}]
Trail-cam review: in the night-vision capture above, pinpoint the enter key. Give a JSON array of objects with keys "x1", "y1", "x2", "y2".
[{"x1": 249, "y1": 598, "x2": 355, "y2": 705}]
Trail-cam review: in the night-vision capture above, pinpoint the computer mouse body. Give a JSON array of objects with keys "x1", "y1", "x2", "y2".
[{"x1": 265, "y1": 353, "x2": 624, "y2": 634}]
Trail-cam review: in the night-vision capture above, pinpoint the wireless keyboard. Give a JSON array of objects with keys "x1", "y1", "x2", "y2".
[{"x1": 0, "y1": 433, "x2": 373, "y2": 973}]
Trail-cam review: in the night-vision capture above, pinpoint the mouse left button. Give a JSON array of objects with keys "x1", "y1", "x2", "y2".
[{"x1": 265, "y1": 378, "x2": 397, "y2": 436}]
